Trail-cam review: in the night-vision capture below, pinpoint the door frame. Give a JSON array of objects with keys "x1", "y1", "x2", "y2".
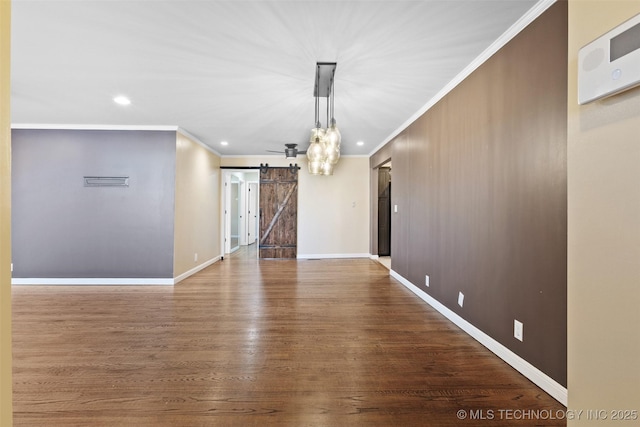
[
  {"x1": 221, "y1": 169, "x2": 260, "y2": 257},
  {"x1": 247, "y1": 181, "x2": 259, "y2": 245}
]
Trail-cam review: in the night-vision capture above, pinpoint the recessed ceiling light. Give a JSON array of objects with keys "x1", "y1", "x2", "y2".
[
  {"x1": 356, "y1": 141, "x2": 364, "y2": 146},
  {"x1": 220, "y1": 141, "x2": 229, "y2": 146},
  {"x1": 113, "y1": 95, "x2": 131, "y2": 106}
]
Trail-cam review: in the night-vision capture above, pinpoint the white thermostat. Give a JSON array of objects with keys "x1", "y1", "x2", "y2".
[{"x1": 578, "y1": 13, "x2": 640, "y2": 104}]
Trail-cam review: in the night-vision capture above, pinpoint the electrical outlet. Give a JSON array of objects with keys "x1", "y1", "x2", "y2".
[
  {"x1": 425, "y1": 275, "x2": 430, "y2": 287},
  {"x1": 458, "y1": 292, "x2": 464, "y2": 307},
  {"x1": 514, "y1": 320, "x2": 524, "y2": 341},
  {"x1": 394, "y1": 204, "x2": 398, "y2": 213},
  {"x1": 194, "y1": 253, "x2": 198, "y2": 262},
  {"x1": 11, "y1": 263, "x2": 13, "y2": 272}
]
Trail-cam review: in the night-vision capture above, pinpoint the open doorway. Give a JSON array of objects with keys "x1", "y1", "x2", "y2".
[
  {"x1": 247, "y1": 182, "x2": 258, "y2": 245},
  {"x1": 378, "y1": 161, "x2": 392, "y2": 269},
  {"x1": 229, "y1": 176, "x2": 240, "y2": 251},
  {"x1": 222, "y1": 170, "x2": 259, "y2": 257}
]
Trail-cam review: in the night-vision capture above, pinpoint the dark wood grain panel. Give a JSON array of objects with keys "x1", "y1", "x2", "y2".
[
  {"x1": 382, "y1": 3, "x2": 568, "y2": 386},
  {"x1": 259, "y1": 168, "x2": 298, "y2": 259},
  {"x1": 12, "y1": 246, "x2": 565, "y2": 426}
]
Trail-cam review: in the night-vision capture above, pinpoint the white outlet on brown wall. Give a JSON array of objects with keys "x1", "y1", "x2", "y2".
[{"x1": 514, "y1": 319, "x2": 524, "y2": 341}]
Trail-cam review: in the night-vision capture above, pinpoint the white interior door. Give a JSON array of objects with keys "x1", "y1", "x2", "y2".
[
  {"x1": 239, "y1": 180, "x2": 246, "y2": 246},
  {"x1": 247, "y1": 182, "x2": 258, "y2": 244},
  {"x1": 223, "y1": 173, "x2": 231, "y2": 254}
]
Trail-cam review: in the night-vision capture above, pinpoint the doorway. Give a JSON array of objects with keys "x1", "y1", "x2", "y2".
[
  {"x1": 223, "y1": 171, "x2": 259, "y2": 257},
  {"x1": 229, "y1": 177, "x2": 240, "y2": 251},
  {"x1": 377, "y1": 162, "x2": 392, "y2": 269},
  {"x1": 247, "y1": 182, "x2": 258, "y2": 245}
]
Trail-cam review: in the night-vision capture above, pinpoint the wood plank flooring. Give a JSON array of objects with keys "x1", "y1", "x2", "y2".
[{"x1": 12, "y1": 245, "x2": 566, "y2": 426}]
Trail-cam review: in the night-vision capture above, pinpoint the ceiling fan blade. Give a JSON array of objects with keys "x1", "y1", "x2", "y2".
[{"x1": 265, "y1": 150, "x2": 283, "y2": 153}]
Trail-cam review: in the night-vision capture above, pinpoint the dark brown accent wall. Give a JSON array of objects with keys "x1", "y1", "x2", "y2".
[{"x1": 374, "y1": 2, "x2": 568, "y2": 386}]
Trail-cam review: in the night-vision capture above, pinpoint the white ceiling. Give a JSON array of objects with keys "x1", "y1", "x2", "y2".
[{"x1": 11, "y1": 0, "x2": 538, "y2": 156}]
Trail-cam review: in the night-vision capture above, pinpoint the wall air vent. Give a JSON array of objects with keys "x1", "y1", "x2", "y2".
[{"x1": 83, "y1": 176, "x2": 129, "y2": 187}]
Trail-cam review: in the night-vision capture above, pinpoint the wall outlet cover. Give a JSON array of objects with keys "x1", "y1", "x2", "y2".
[
  {"x1": 514, "y1": 319, "x2": 524, "y2": 341},
  {"x1": 458, "y1": 292, "x2": 464, "y2": 307},
  {"x1": 425, "y1": 275, "x2": 430, "y2": 287}
]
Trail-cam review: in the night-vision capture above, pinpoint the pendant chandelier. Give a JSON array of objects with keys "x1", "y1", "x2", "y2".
[{"x1": 307, "y1": 62, "x2": 341, "y2": 176}]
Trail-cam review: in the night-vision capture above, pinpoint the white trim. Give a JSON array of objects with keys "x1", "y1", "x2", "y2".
[
  {"x1": 297, "y1": 253, "x2": 371, "y2": 259},
  {"x1": 173, "y1": 256, "x2": 221, "y2": 284},
  {"x1": 369, "y1": 254, "x2": 379, "y2": 260},
  {"x1": 223, "y1": 172, "x2": 232, "y2": 254},
  {"x1": 221, "y1": 154, "x2": 284, "y2": 159},
  {"x1": 369, "y1": 0, "x2": 557, "y2": 156},
  {"x1": 389, "y1": 269, "x2": 568, "y2": 406},
  {"x1": 10, "y1": 124, "x2": 223, "y2": 157},
  {"x1": 11, "y1": 255, "x2": 222, "y2": 285},
  {"x1": 11, "y1": 123, "x2": 179, "y2": 131},
  {"x1": 12, "y1": 278, "x2": 173, "y2": 286},
  {"x1": 220, "y1": 154, "x2": 368, "y2": 159},
  {"x1": 177, "y1": 128, "x2": 221, "y2": 157}
]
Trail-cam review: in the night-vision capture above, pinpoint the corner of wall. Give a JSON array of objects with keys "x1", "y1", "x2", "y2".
[
  {"x1": 1, "y1": 1, "x2": 13, "y2": 424},
  {"x1": 567, "y1": 0, "x2": 640, "y2": 422},
  {"x1": 173, "y1": 132, "x2": 222, "y2": 279}
]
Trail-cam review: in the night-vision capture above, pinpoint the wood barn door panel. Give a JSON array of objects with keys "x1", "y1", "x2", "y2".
[{"x1": 259, "y1": 168, "x2": 298, "y2": 259}]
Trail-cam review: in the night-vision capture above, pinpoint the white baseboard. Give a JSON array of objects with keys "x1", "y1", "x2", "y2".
[
  {"x1": 12, "y1": 278, "x2": 174, "y2": 285},
  {"x1": 297, "y1": 253, "x2": 371, "y2": 259},
  {"x1": 389, "y1": 269, "x2": 567, "y2": 406},
  {"x1": 11, "y1": 256, "x2": 222, "y2": 286},
  {"x1": 369, "y1": 254, "x2": 379, "y2": 260},
  {"x1": 173, "y1": 255, "x2": 221, "y2": 284}
]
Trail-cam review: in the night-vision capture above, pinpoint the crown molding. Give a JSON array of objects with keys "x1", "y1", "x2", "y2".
[
  {"x1": 369, "y1": 0, "x2": 557, "y2": 157},
  {"x1": 11, "y1": 123, "x2": 179, "y2": 131},
  {"x1": 176, "y1": 127, "x2": 221, "y2": 157}
]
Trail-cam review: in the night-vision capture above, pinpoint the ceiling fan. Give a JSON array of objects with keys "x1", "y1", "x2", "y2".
[{"x1": 266, "y1": 143, "x2": 307, "y2": 159}]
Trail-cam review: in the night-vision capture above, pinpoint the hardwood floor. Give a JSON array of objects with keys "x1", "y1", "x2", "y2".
[{"x1": 12, "y1": 245, "x2": 565, "y2": 426}]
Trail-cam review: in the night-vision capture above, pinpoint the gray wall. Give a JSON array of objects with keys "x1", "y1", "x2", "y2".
[
  {"x1": 372, "y1": 3, "x2": 567, "y2": 386},
  {"x1": 12, "y1": 129, "x2": 176, "y2": 278}
]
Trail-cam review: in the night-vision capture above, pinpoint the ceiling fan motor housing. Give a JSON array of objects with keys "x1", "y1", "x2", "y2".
[
  {"x1": 285, "y1": 144, "x2": 298, "y2": 158},
  {"x1": 285, "y1": 147, "x2": 297, "y2": 158}
]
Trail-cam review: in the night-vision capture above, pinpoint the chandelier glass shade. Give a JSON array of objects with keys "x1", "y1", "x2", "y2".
[
  {"x1": 324, "y1": 122, "x2": 341, "y2": 162},
  {"x1": 307, "y1": 127, "x2": 327, "y2": 175},
  {"x1": 307, "y1": 62, "x2": 341, "y2": 176}
]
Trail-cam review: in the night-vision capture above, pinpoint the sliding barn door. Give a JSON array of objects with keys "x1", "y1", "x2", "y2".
[{"x1": 259, "y1": 167, "x2": 298, "y2": 259}]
